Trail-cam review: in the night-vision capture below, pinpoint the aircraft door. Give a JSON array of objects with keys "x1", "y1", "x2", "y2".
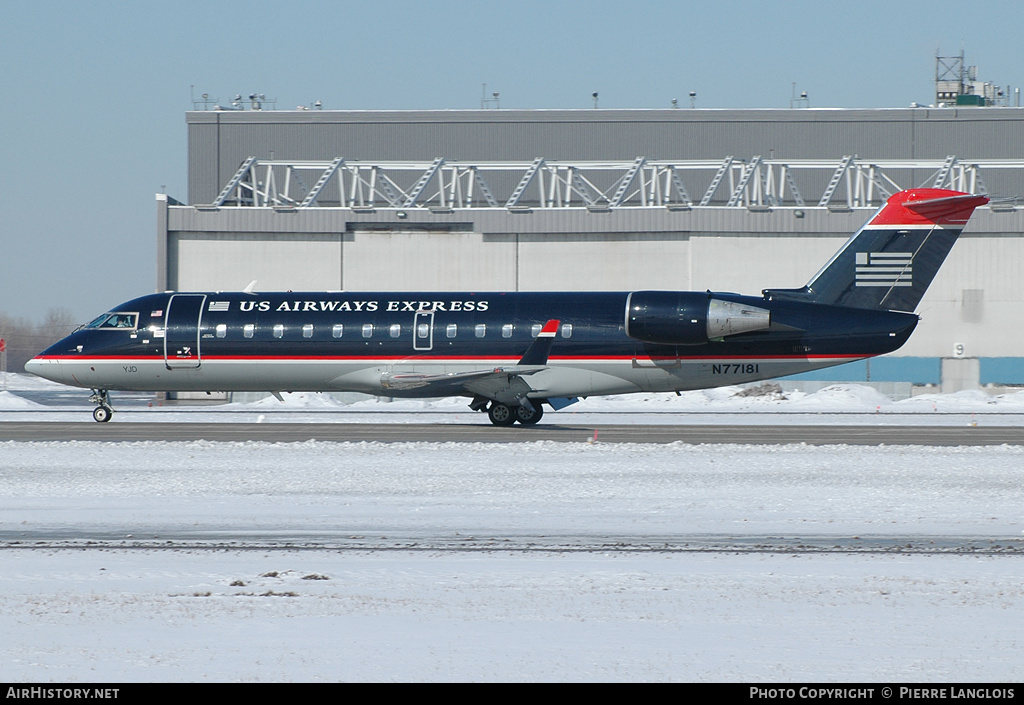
[
  {"x1": 164, "y1": 294, "x2": 207, "y2": 369},
  {"x1": 413, "y1": 311, "x2": 434, "y2": 351}
]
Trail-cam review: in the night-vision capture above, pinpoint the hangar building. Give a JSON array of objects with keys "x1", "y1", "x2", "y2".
[{"x1": 160, "y1": 107, "x2": 1024, "y2": 391}]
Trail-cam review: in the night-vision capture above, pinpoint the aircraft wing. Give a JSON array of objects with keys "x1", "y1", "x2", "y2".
[
  {"x1": 379, "y1": 364, "x2": 547, "y2": 392},
  {"x1": 379, "y1": 320, "x2": 560, "y2": 401}
]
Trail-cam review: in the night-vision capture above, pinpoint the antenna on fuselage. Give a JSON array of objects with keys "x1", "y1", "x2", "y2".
[{"x1": 243, "y1": 280, "x2": 258, "y2": 294}]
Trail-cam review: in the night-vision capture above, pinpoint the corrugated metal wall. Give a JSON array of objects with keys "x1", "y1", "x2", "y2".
[{"x1": 187, "y1": 108, "x2": 1024, "y2": 205}]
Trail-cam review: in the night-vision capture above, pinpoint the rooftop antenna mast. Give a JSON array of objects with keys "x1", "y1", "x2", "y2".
[
  {"x1": 189, "y1": 85, "x2": 219, "y2": 111},
  {"x1": 480, "y1": 84, "x2": 500, "y2": 109},
  {"x1": 247, "y1": 93, "x2": 277, "y2": 110},
  {"x1": 790, "y1": 83, "x2": 809, "y2": 108}
]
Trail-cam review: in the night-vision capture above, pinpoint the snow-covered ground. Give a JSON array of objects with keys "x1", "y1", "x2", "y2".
[
  {"x1": 2, "y1": 372, "x2": 1024, "y2": 681},
  {"x1": 5, "y1": 549, "x2": 1023, "y2": 682}
]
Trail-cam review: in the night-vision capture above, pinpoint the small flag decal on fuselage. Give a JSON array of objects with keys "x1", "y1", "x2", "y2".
[
  {"x1": 855, "y1": 251, "x2": 912, "y2": 287},
  {"x1": 208, "y1": 301, "x2": 230, "y2": 312}
]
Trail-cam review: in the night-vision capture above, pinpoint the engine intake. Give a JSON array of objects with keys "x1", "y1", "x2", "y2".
[{"x1": 625, "y1": 291, "x2": 771, "y2": 345}]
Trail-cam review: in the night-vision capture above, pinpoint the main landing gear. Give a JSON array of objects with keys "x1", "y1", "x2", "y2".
[
  {"x1": 89, "y1": 389, "x2": 113, "y2": 423},
  {"x1": 485, "y1": 401, "x2": 543, "y2": 427}
]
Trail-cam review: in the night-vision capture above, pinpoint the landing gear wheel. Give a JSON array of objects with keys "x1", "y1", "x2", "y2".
[
  {"x1": 515, "y1": 404, "x2": 543, "y2": 426},
  {"x1": 89, "y1": 389, "x2": 113, "y2": 423},
  {"x1": 487, "y1": 403, "x2": 516, "y2": 427}
]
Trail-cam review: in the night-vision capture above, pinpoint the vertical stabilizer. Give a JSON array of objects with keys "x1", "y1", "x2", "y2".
[{"x1": 765, "y1": 189, "x2": 988, "y2": 311}]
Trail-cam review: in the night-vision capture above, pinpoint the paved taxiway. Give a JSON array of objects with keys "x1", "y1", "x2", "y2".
[
  {"x1": 5, "y1": 533, "x2": 1023, "y2": 556},
  {"x1": 1, "y1": 421, "x2": 1023, "y2": 444}
]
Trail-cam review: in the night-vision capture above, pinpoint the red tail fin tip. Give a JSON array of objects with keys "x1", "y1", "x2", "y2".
[{"x1": 869, "y1": 188, "x2": 989, "y2": 227}]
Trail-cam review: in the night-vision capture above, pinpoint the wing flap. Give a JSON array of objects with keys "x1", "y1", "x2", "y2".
[
  {"x1": 380, "y1": 364, "x2": 546, "y2": 392},
  {"x1": 380, "y1": 319, "x2": 561, "y2": 399}
]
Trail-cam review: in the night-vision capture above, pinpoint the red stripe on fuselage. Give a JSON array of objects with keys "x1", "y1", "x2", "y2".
[{"x1": 33, "y1": 353, "x2": 868, "y2": 363}]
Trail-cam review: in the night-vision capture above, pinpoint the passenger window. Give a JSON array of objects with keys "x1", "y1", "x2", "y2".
[
  {"x1": 215, "y1": 324, "x2": 227, "y2": 339},
  {"x1": 531, "y1": 324, "x2": 542, "y2": 338},
  {"x1": 417, "y1": 323, "x2": 429, "y2": 339},
  {"x1": 475, "y1": 323, "x2": 486, "y2": 338},
  {"x1": 502, "y1": 324, "x2": 513, "y2": 338},
  {"x1": 243, "y1": 324, "x2": 255, "y2": 339},
  {"x1": 362, "y1": 323, "x2": 373, "y2": 338},
  {"x1": 273, "y1": 324, "x2": 284, "y2": 339},
  {"x1": 332, "y1": 324, "x2": 343, "y2": 338},
  {"x1": 446, "y1": 323, "x2": 457, "y2": 339},
  {"x1": 561, "y1": 324, "x2": 573, "y2": 339},
  {"x1": 303, "y1": 324, "x2": 313, "y2": 338},
  {"x1": 390, "y1": 323, "x2": 401, "y2": 338}
]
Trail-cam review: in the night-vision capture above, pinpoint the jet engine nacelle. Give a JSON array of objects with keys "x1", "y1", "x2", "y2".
[{"x1": 625, "y1": 291, "x2": 772, "y2": 345}]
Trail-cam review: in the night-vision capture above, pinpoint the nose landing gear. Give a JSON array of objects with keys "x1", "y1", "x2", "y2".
[{"x1": 89, "y1": 389, "x2": 113, "y2": 422}]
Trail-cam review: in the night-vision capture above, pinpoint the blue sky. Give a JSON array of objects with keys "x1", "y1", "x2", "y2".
[{"x1": 2, "y1": 0, "x2": 1022, "y2": 323}]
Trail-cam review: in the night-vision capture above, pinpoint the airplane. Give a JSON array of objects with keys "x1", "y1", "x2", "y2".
[{"x1": 26, "y1": 188, "x2": 988, "y2": 425}]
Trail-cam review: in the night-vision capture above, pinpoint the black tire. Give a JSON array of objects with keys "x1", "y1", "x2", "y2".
[
  {"x1": 515, "y1": 404, "x2": 543, "y2": 425},
  {"x1": 487, "y1": 403, "x2": 516, "y2": 427},
  {"x1": 93, "y1": 406, "x2": 112, "y2": 423}
]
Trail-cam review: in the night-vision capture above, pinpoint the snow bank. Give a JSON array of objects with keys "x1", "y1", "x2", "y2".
[{"x1": 0, "y1": 390, "x2": 44, "y2": 409}]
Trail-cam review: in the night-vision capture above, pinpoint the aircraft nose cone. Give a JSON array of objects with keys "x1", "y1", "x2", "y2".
[
  {"x1": 24, "y1": 357, "x2": 42, "y2": 376},
  {"x1": 24, "y1": 356, "x2": 57, "y2": 382}
]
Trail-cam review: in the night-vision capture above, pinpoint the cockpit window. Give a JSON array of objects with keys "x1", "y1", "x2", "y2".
[{"x1": 85, "y1": 312, "x2": 138, "y2": 330}]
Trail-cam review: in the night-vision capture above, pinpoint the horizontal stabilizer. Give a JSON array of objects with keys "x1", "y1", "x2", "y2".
[
  {"x1": 866, "y1": 189, "x2": 989, "y2": 228},
  {"x1": 903, "y1": 193, "x2": 990, "y2": 210}
]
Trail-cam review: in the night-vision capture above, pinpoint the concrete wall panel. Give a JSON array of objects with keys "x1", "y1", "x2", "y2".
[
  {"x1": 515, "y1": 232, "x2": 690, "y2": 291},
  {"x1": 170, "y1": 233, "x2": 342, "y2": 292},
  {"x1": 341, "y1": 231, "x2": 516, "y2": 292},
  {"x1": 687, "y1": 235, "x2": 844, "y2": 294}
]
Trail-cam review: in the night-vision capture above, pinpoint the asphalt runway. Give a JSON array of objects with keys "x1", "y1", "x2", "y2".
[
  {"x1": 4, "y1": 532, "x2": 1023, "y2": 556},
  {"x1": 1, "y1": 421, "x2": 1023, "y2": 444}
]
